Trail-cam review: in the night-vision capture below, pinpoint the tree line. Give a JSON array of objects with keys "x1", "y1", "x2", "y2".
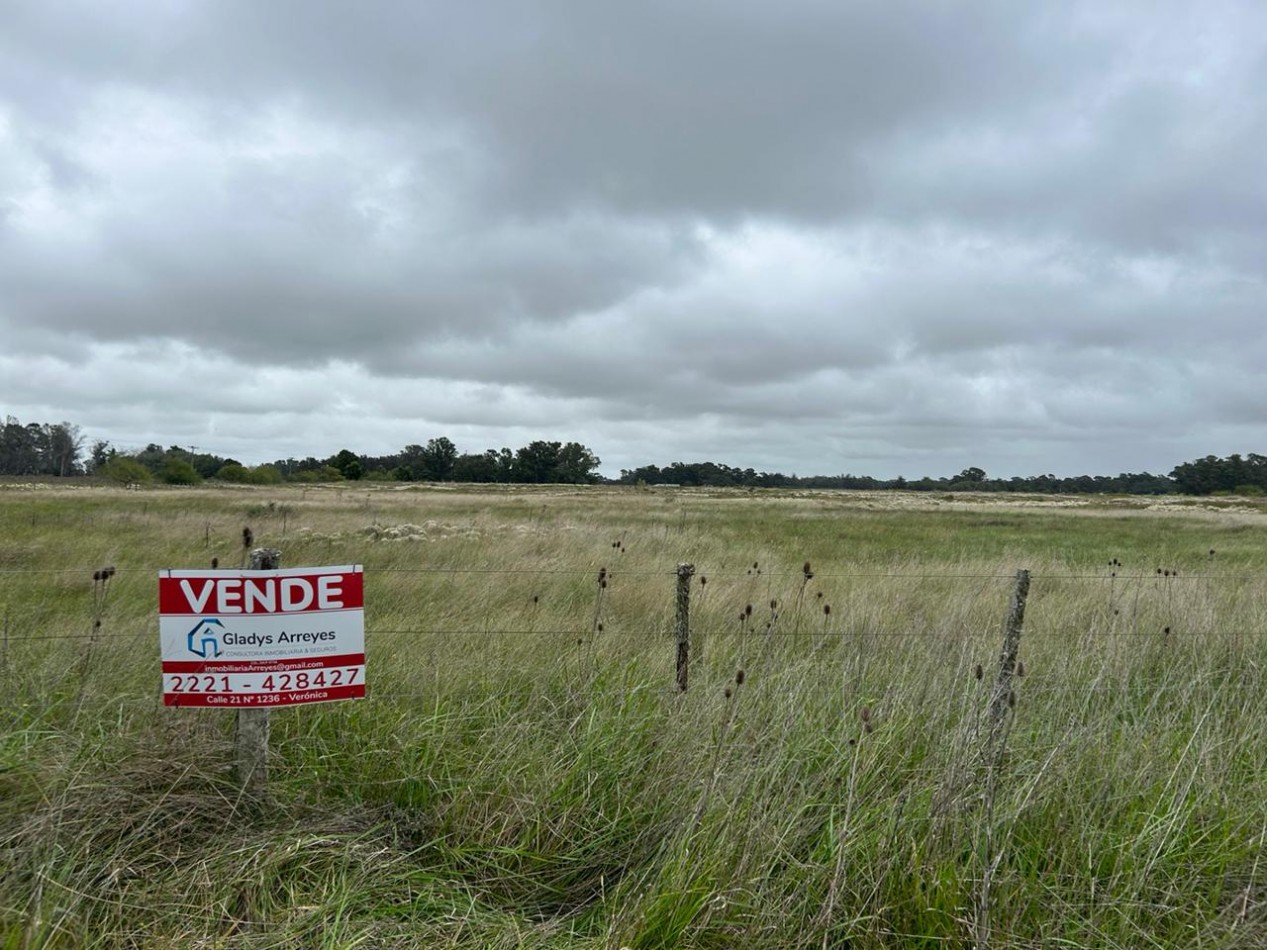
[
  {"x1": 0, "y1": 417, "x2": 602, "y2": 486},
  {"x1": 615, "y1": 462, "x2": 1178, "y2": 495},
  {"x1": 3, "y1": 413, "x2": 1265, "y2": 496}
]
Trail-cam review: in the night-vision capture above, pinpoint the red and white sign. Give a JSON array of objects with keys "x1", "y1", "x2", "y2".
[{"x1": 159, "y1": 565, "x2": 364, "y2": 708}]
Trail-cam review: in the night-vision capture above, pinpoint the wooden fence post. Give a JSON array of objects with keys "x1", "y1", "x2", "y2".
[
  {"x1": 988, "y1": 568, "x2": 1030, "y2": 742},
  {"x1": 236, "y1": 546, "x2": 281, "y2": 799},
  {"x1": 675, "y1": 563, "x2": 695, "y2": 692}
]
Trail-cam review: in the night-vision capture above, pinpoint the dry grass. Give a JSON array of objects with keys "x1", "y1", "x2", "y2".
[{"x1": 2, "y1": 482, "x2": 1267, "y2": 947}]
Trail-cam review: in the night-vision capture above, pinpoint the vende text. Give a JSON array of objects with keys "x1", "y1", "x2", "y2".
[{"x1": 159, "y1": 572, "x2": 364, "y2": 615}]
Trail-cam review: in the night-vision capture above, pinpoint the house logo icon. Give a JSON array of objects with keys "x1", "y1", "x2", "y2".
[{"x1": 187, "y1": 618, "x2": 225, "y2": 658}]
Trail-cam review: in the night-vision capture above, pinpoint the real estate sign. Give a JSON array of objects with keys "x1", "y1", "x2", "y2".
[{"x1": 159, "y1": 565, "x2": 365, "y2": 708}]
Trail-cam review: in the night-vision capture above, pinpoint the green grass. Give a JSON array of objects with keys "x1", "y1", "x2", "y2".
[{"x1": 2, "y1": 482, "x2": 1266, "y2": 947}]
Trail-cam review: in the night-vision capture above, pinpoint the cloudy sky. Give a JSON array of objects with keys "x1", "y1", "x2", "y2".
[{"x1": 2, "y1": 1, "x2": 1265, "y2": 479}]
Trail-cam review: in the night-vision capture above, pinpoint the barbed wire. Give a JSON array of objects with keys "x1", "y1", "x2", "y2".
[
  {"x1": 4, "y1": 624, "x2": 1262, "y2": 644},
  {"x1": 0, "y1": 566, "x2": 1253, "y2": 581}
]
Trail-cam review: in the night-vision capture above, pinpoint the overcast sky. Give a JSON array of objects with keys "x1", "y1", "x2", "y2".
[{"x1": 2, "y1": 1, "x2": 1265, "y2": 479}]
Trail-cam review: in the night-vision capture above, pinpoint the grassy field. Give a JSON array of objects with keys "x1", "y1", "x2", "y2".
[{"x1": 2, "y1": 481, "x2": 1266, "y2": 948}]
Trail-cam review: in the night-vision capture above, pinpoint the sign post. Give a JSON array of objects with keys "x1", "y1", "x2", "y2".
[{"x1": 159, "y1": 557, "x2": 365, "y2": 796}]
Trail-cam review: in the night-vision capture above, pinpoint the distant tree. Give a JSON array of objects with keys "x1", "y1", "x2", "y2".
[
  {"x1": 99, "y1": 457, "x2": 152, "y2": 487},
  {"x1": 330, "y1": 449, "x2": 363, "y2": 480},
  {"x1": 1171, "y1": 453, "x2": 1267, "y2": 495},
  {"x1": 619, "y1": 464, "x2": 662, "y2": 484},
  {"x1": 452, "y1": 450, "x2": 501, "y2": 482},
  {"x1": 247, "y1": 464, "x2": 283, "y2": 485},
  {"x1": 188, "y1": 451, "x2": 225, "y2": 479},
  {"x1": 554, "y1": 442, "x2": 601, "y2": 483},
  {"x1": 134, "y1": 443, "x2": 168, "y2": 474},
  {"x1": 216, "y1": 462, "x2": 250, "y2": 482},
  {"x1": 161, "y1": 458, "x2": 201, "y2": 485},
  {"x1": 394, "y1": 444, "x2": 426, "y2": 481},
  {"x1": 87, "y1": 440, "x2": 112, "y2": 474},
  {"x1": 43, "y1": 422, "x2": 84, "y2": 476},
  {"x1": 0, "y1": 417, "x2": 40, "y2": 474},
  {"x1": 513, "y1": 441, "x2": 562, "y2": 483},
  {"x1": 421, "y1": 437, "x2": 458, "y2": 480}
]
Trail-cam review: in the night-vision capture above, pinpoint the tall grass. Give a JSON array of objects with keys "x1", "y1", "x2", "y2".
[{"x1": 2, "y1": 483, "x2": 1266, "y2": 947}]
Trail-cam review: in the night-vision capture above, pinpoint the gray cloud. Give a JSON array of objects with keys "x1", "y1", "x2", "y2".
[{"x1": 2, "y1": 1, "x2": 1265, "y2": 479}]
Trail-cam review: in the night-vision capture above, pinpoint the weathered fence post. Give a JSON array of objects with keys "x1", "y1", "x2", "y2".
[
  {"x1": 974, "y1": 568, "x2": 1031, "y2": 950},
  {"x1": 675, "y1": 563, "x2": 695, "y2": 692},
  {"x1": 988, "y1": 569, "x2": 1030, "y2": 741},
  {"x1": 236, "y1": 546, "x2": 281, "y2": 799}
]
